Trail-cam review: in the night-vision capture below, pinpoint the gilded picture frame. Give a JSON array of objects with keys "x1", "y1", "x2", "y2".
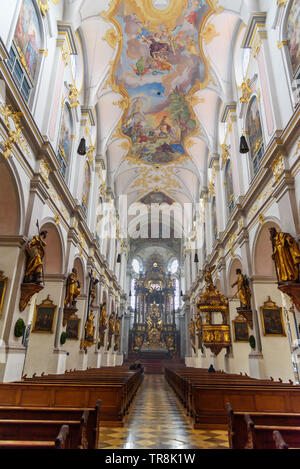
[
  {"x1": 32, "y1": 295, "x2": 57, "y2": 334},
  {"x1": 260, "y1": 297, "x2": 286, "y2": 337},
  {"x1": 66, "y1": 317, "x2": 81, "y2": 340},
  {"x1": 233, "y1": 319, "x2": 249, "y2": 343},
  {"x1": 0, "y1": 271, "x2": 8, "y2": 317}
]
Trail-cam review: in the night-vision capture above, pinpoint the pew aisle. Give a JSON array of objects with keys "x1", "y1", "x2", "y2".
[{"x1": 98, "y1": 375, "x2": 229, "y2": 449}]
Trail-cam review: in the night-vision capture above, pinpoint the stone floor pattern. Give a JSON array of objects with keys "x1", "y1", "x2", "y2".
[{"x1": 98, "y1": 374, "x2": 229, "y2": 450}]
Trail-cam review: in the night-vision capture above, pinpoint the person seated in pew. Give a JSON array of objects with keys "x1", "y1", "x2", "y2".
[{"x1": 208, "y1": 365, "x2": 216, "y2": 373}]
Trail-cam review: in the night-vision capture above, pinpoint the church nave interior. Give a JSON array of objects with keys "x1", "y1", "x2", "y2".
[{"x1": 0, "y1": 0, "x2": 299, "y2": 452}]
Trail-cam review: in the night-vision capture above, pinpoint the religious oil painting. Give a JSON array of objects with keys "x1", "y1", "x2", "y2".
[
  {"x1": 66, "y1": 317, "x2": 80, "y2": 340},
  {"x1": 260, "y1": 298, "x2": 286, "y2": 337},
  {"x1": 140, "y1": 191, "x2": 174, "y2": 205},
  {"x1": 233, "y1": 320, "x2": 249, "y2": 343},
  {"x1": 59, "y1": 104, "x2": 72, "y2": 160},
  {"x1": 111, "y1": 0, "x2": 214, "y2": 165},
  {"x1": 13, "y1": 0, "x2": 42, "y2": 80},
  {"x1": 248, "y1": 97, "x2": 263, "y2": 156},
  {"x1": 286, "y1": 0, "x2": 300, "y2": 77},
  {"x1": 32, "y1": 296, "x2": 57, "y2": 334}
]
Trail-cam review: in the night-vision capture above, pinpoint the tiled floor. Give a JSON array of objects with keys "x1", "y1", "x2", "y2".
[{"x1": 98, "y1": 374, "x2": 229, "y2": 449}]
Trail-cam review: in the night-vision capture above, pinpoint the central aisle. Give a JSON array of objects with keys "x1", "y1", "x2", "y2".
[{"x1": 98, "y1": 374, "x2": 229, "y2": 449}]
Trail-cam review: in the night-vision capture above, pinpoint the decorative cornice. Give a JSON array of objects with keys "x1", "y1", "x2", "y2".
[
  {"x1": 242, "y1": 13, "x2": 267, "y2": 49},
  {"x1": 0, "y1": 235, "x2": 27, "y2": 248},
  {"x1": 220, "y1": 103, "x2": 237, "y2": 123},
  {"x1": 57, "y1": 22, "x2": 78, "y2": 55}
]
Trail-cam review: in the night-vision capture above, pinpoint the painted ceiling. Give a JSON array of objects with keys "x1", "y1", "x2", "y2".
[{"x1": 66, "y1": 0, "x2": 244, "y2": 216}]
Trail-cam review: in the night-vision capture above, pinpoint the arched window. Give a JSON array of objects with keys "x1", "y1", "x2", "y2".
[
  {"x1": 130, "y1": 278, "x2": 137, "y2": 309},
  {"x1": 132, "y1": 258, "x2": 142, "y2": 274},
  {"x1": 168, "y1": 258, "x2": 179, "y2": 274},
  {"x1": 174, "y1": 278, "x2": 180, "y2": 310},
  {"x1": 212, "y1": 197, "x2": 218, "y2": 241},
  {"x1": 82, "y1": 161, "x2": 91, "y2": 216},
  {"x1": 58, "y1": 103, "x2": 73, "y2": 179},
  {"x1": 8, "y1": 0, "x2": 43, "y2": 102},
  {"x1": 286, "y1": 0, "x2": 300, "y2": 80},
  {"x1": 224, "y1": 160, "x2": 235, "y2": 215},
  {"x1": 247, "y1": 96, "x2": 264, "y2": 176}
]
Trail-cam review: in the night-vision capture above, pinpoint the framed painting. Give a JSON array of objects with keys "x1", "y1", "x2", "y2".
[
  {"x1": 13, "y1": 0, "x2": 42, "y2": 80},
  {"x1": 59, "y1": 104, "x2": 72, "y2": 161},
  {"x1": 233, "y1": 320, "x2": 249, "y2": 343},
  {"x1": 0, "y1": 271, "x2": 8, "y2": 316},
  {"x1": 286, "y1": 0, "x2": 300, "y2": 78},
  {"x1": 260, "y1": 297, "x2": 286, "y2": 337},
  {"x1": 32, "y1": 295, "x2": 57, "y2": 333},
  {"x1": 66, "y1": 317, "x2": 81, "y2": 340}
]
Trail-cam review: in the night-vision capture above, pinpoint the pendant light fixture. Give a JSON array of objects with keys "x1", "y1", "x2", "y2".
[{"x1": 77, "y1": 137, "x2": 87, "y2": 156}]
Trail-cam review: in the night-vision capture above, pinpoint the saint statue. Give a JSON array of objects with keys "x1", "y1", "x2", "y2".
[
  {"x1": 108, "y1": 312, "x2": 115, "y2": 335},
  {"x1": 89, "y1": 275, "x2": 99, "y2": 307},
  {"x1": 64, "y1": 268, "x2": 81, "y2": 307},
  {"x1": 269, "y1": 228, "x2": 300, "y2": 283},
  {"x1": 115, "y1": 315, "x2": 123, "y2": 336},
  {"x1": 99, "y1": 302, "x2": 108, "y2": 328},
  {"x1": 231, "y1": 269, "x2": 252, "y2": 308},
  {"x1": 85, "y1": 312, "x2": 95, "y2": 341},
  {"x1": 23, "y1": 231, "x2": 48, "y2": 285},
  {"x1": 189, "y1": 319, "x2": 196, "y2": 351},
  {"x1": 196, "y1": 312, "x2": 202, "y2": 333}
]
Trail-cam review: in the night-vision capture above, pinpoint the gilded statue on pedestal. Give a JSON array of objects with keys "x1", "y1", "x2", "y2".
[
  {"x1": 114, "y1": 315, "x2": 123, "y2": 351},
  {"x1": 89, "y1": 275, "x2": 99, "y2": 307},
  {"x1": 269, "y1": 228, "x2": 300, "y2": 283},
  {"x1": 100, "y1": 302, "x2": 108, "y2": 328},
  {"x1": 107, "y1": 312, "x2": 116, "y2": 350},
  {"x1": 85, "y1": 312, "x2": 95, "y2": 342},
  {"x1": 109, "y1": 312, "x2": 115, "y2": 334},
  {"x1": 64, "y1": 268, "x2": 81, "y2": 307},
  {"x1": 23, "y1": 231, "x2": 48, "y2": 285},
  {"x1": 231, "y1": 269, "x2": 252, "y2": 308}
]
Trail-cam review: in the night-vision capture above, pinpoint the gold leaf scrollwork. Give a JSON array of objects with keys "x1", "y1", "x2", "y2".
[
  {"x1": 272, "y1": 154, "x2": 284, "y2": 183},
  {"x1": 0, "y1": 104, "x2": 30, "y2": 160},
  {"x1": 103, "y1": 27, "x2": 122, "y2": 49},
  {"x1": 240, "y1": 79, "x2": 252, "y2": 104},
  {"x1": 38, "y1": 0, "x2": 50, "y2": 17},
  {"x1": 69, "y1": 84, "x2": 80, "y2": 109}
]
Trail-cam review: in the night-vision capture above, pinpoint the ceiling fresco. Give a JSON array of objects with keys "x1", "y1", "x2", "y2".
[{"x1": 103, "y1": 0, "x2": 222, "y2": 166}]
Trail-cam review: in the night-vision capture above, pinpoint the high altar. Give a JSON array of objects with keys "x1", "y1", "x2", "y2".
[{"x1": 130, "y1": 263, "x2": 179, "y2": 356}]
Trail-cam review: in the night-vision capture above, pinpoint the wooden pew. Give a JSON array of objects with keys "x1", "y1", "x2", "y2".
[
  {"x1": 0, "y1": 424, "x2": 70, "y2": 449},
  {"x1": 244, "y1": 414, "x2": 300, "y2": 449},
  {"x1": 273, "y1": 431, "x2": 289, "y2": 449},
  {"x1": 0, "y1": 400, "x2": 101, "y2": 449},
  {"x1": 227, "y1": 403, "x2": 300, "y2": 449},
  {"x1": 165, "y1": 366, "x2": 300, "y2": 429},
  {"x1": 21, "y1": 369, "x2": 142, "y2": 422}
]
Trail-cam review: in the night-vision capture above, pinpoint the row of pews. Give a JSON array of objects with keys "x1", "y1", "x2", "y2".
[
  {"x1": 165, "y1": 366, "x2": 300, "y2": 449},
  {"x1": 0, "y1": 366, "x2": 143, "y2": 449}
]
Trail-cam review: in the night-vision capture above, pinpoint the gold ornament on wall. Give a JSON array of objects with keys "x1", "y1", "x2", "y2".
[
  {"x1": 0, "y1": 105, "x2": 30, "y2": 160},
  {"x1": 69, "y1": 84, "x2": 80, "y2": 109},
  {"x1": 240, "y1": 79, "x2": 252, "y2": 104}
]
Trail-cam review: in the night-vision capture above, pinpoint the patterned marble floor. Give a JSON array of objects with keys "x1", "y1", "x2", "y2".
[{"x1": 98, "y1": 374, "x2": 229, "y2": 449}]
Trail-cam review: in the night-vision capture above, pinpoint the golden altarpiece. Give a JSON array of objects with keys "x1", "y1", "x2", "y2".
[{"x1": 130, "y1": 262, "x2": 179, "y2": 356}]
